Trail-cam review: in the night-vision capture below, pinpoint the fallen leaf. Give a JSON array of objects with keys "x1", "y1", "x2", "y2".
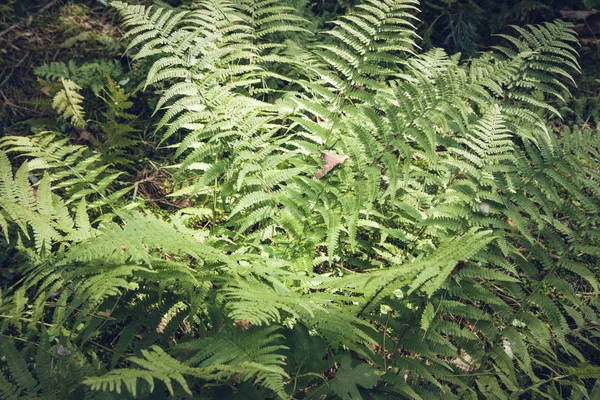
[
  {"x1": 235, "y1": 319, "x2": 252, "y2": 331},
  {"x1": 314, "y1": 151, "x2": 350, "y2": 179}
]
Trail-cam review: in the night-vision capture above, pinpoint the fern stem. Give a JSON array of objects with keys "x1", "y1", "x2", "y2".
[
  {"x1": 516, "y1": 374, "x2": 571, "y2": 397},
  {"x1": 213, "y1": 176, "x2": 218, "y2": 230}
]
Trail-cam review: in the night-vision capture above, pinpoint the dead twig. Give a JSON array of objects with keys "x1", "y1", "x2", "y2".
[
  {"x1": 0, "y1": 0, "x2": 63, "y2": 39},
  {"x1": 0, "y1": 51, "x2": 30, "y2": 88}
]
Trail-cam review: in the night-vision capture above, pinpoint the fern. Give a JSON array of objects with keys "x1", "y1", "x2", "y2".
[
  {"x1": 0, "y1": 132, "x2": 132, "y2": 208},
  {"x1": 51, "y1": 79, "x2": 87, "y2": 128},
  {"x1": 35, "y1": 59, "x2": 126, "y2": 95},
  {"x1": 2, "y1": 1, "x2": 598, "y2": 399},
  {"x1": 0, "y1": 150, "x2": 91, "y2": 252},
  {"x1": 0, "y1": 333, "x2": 111, "y2": 400},
  {"x1": 96, "y1": 76, "x2": 140, "y2": 169}
]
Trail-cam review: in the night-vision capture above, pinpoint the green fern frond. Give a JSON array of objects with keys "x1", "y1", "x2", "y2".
[
  {"x1": 235, "y1": 0, "x2": 311, "y2": 38},
  {"x1": 84, "y1": 345, "x2": 193, "y2": 396},
  {"x1": 0, "y1": 132, "x2": 132, "y2": 208},
  {"x1": 65, "y1": 211, "x2": 227, "y2": 267},
  {"x1": 87, "y1": 336, "x2": 288, "y2": 398},
  {"x1": 52, "y1": 79, "x2": 86, "y2": 128},
  {"x1": 0, "y1": 151, "x2": 94, "y2": 252},
  {"x1": 0, "y1": 333, "x2": 111, "y2": 400},
  {"x1": 35, "y1": 59, "x2": 125, "y2": 95}
]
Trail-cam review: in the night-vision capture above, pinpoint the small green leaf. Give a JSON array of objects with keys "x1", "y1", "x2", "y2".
[{"x1": 329, "y1": 353, "x2": 379, "y2": 400}]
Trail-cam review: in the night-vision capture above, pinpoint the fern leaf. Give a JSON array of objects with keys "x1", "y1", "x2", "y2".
[
  {"x1": 52, "y1": 79, "x2": 86, "y2": 128},
  {"x1": 0, "y1": 338, "x2": 39, "y2": 395}
]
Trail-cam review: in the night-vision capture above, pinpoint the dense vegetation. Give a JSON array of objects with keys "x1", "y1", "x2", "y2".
[{"x1": 1, "y1": 0, "x2": 599, "y2": 399}]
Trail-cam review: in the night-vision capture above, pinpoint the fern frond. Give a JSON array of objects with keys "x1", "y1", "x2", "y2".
[
  {"x1": 52, "y1": 79, "x2": 86, "y2": 128},
  {"x1": 0, "y1": 132, "x2": 131, "y2": 208},
  {"x1": 84, "y1": 345, "x2": 193, "y2": 396}
]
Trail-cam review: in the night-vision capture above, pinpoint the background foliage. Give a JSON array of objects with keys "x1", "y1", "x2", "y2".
[{"x1": 1, "y1": 0, "x2": 599, "y2": 399}]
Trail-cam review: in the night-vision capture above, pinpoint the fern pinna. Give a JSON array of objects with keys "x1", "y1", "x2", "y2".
[{"x1": 1, "y1": 0, "x2": 599, "y2": 399}]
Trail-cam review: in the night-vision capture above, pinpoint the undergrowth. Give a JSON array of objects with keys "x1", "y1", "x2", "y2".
[{"x1": 0, "y1": 0, "x2": 599, "y2": 399}]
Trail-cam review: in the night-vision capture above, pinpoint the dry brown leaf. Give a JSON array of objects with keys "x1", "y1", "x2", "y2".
[
  {"x1": 314, "y1": 151, "x2": 350, "y2": 179},
  {"x1": 234, "y1": 319, "x2": 252, "y2": 331},
  {"x1": 451, "y1": 350, "x2": 476, "y2": 372}
]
